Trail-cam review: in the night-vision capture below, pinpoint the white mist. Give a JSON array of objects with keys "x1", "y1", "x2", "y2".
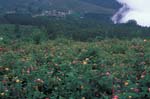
[{"x1": 112, "y1": 0, "x2": 150, "y2": 27}]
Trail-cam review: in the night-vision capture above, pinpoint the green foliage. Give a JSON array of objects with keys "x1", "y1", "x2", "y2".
[
  {"x1": 1, "y1": 14, "x2": 150, "y2": 41},
  {"x1": 1, "y1": 38, "x2": 150, "y2": 99}
]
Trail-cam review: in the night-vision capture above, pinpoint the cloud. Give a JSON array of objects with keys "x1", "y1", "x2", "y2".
[{"x1": 112, "y1": 0, "x2": 150, "y2": 27}]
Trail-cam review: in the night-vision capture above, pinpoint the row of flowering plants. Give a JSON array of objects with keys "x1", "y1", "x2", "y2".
[{"x1": 1, "y1": 38, "x2": 150, "y2": 99}]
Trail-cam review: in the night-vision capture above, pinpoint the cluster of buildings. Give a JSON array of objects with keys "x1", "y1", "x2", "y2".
[
  {"x1": 4, "y1": 9, "x2": 73, "y2": 18},
  {"x1": 32, "y1": 10, "x2": 73, "y2": 17}
]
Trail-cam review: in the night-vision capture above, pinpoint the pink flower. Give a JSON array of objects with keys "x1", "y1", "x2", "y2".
[
  {"x1": 34, "y1": 78, "x2": 44, "y2": 83},
  {"x1": 106, "y1": 72, "x2": 110, "y2": 76},
  {"x1": 148, "y1": 88, "x2": 150, "y2": 92},
  {"x1": 133, "y1": 88, "x2": 140, "y2": 93},
  {"x1": 112, "y1": 95, "x2": 119, "y2": 99}
]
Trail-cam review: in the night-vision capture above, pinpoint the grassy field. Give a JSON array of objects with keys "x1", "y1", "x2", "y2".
[{"x1": 1, "y1": 38, "x2": 150, "y2": 99}]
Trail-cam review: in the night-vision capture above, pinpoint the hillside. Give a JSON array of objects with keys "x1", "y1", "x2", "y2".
[
  {"x1": 0, "y1": 0, "x2": 119, "y2": 15},
  {"x1": 81, "y1": 0, "x2": 120, "y2": 9}
]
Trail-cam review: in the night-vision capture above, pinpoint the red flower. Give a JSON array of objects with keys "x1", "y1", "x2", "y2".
[
  {"x1": 2, "y1": 80, "x2": 7, "y2": 84},
  {"x1": 0, "y1": 47, "x2": 4, "y2": 51}
]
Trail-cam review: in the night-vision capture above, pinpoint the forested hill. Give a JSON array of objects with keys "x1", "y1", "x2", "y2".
[
  {"x1": 81, "y1": 0, "x2": 120, "y2": 9},
  {"x1": 0, "y1": 0, "x2": 120, "y2": 14}
]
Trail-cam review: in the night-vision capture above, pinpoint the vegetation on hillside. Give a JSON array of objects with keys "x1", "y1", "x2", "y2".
[
  {"x1": 0, "y1": 6, "x2": 150, "y2": 98},
  {"x1": 0, "y1": 15, "x2": 150, "y2": 41},
  {"x1": 1, "y1": 34, "x2": 150, "y2": 98}
]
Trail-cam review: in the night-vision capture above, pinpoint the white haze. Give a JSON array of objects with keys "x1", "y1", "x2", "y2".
[{"x1": 112, "y1": 0, "x2": 150, "y2": 27}]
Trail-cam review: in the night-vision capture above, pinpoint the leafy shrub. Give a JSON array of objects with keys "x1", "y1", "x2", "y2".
[{"x1": 1, "y1": 38, "x2": 150, "y2": 99}]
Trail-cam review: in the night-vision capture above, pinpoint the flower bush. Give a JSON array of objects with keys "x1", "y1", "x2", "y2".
[{"x1": 1, "y1": 38, "x2": 150, "y2": 99}]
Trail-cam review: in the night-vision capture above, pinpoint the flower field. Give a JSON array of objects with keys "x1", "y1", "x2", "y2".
[{"x1": 1, "y1": 38, "x2": 150, "y2": 99}]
